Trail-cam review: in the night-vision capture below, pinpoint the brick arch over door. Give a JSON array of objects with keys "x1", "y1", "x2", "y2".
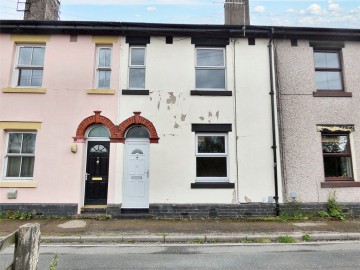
[
  {"x1": 118, "y1": 112, "x2": 159, "y2": 143},
  {"x1": 74, "y1": 111, "x2": 118, "y2": 143}
]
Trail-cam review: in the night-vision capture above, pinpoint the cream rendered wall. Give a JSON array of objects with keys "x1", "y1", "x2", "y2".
[
  {"x1": 235, "y1": 38, "x2": 281, "y2": 203},
  {"x1": 0, "y1": 34, "x2": 119, "y2": 211},
  {"x1": 115, "y1": 36, "x2": 280, "y2": 204},
  {"x1": 277, "y1": 40, "x2": 360, "y2": 203}
]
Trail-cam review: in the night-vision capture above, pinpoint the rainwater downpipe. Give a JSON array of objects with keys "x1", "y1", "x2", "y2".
[
  {"x1": 232, "y1": 38, "x2": 240, "y2": 204},
  {"x1": 268, "y1": 28, "x2": 280, "y2": 216}
]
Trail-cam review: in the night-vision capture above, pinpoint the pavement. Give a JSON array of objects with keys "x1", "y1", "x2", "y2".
[{"x1": 1, "y1": 217, "x2": 360, "y2": 244}]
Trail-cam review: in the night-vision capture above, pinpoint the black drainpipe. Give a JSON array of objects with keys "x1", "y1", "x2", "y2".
[{"x1": 268, "y1": 28, "x2": 280, "y2": 216}]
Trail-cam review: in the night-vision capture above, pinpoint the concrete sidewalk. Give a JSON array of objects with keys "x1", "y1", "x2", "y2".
[{"x1": 1, "y1": 218, "x2": 360, "y2": 244}]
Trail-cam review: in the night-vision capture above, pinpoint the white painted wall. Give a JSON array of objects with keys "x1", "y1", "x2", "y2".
[{"x1": 115, "y1": 36, "x2": 281, "y2": 204}]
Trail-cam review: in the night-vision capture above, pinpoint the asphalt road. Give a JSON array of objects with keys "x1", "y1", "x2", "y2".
[{"x1": 2, "y1": 242, "x2": 360, "y2": 269}]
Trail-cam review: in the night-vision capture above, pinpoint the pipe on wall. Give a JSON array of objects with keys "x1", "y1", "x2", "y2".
[{"x1": 268, "y1": 28, "x2": 280, "y2": 216}]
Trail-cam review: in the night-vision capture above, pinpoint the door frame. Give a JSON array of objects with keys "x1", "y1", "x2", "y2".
[
  {"x1": 82, "y1": 128, "x2": 110, "y2": 207},
  {"x1": 122, "y1": 138, "x2": 150, "y2": 209}
]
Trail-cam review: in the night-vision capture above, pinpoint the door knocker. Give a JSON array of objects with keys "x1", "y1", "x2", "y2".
[{"x1": 96, "y1": 157, "x2": 100, "y2": 165}]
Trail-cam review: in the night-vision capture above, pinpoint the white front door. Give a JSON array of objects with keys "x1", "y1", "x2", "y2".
[{"x1": 123, "y1": 139, "x2": 150, "y2": 208}]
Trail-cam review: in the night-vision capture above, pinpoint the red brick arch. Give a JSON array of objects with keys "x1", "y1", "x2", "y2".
[
  {"x1": 73, "y1": 111, "x2": 159, "y2": 143},
  {"x1": 74, "y1": 111, "x2": 117, "y2": 142},
  {"x1": 118, "y1": 112, "x2": 159, "y2": 143}
]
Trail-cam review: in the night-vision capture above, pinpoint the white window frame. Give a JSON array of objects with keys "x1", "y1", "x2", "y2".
[
  {"x1": 13, "y1": 44, "x2": 45, "y2": 88},
  {"x1": 195, "y1": 47, "x2": 226, "y2": 91},
  {"x1": 3, "y1": 131, "x2": 36, "y2": 180},
  {"x1": 95, "y1": 46, "x2": 112, "y2": 89},
  {"x1": 128, "y1": 46, "x2": 146, "y2": 90},
  {"x1": 195, "y1": 133, "x2": 229, "y2": 182}
]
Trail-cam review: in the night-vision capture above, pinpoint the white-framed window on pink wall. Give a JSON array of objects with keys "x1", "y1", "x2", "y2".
[{"x1": 4, "y1": 132, "x2": 36, "y2": 179}]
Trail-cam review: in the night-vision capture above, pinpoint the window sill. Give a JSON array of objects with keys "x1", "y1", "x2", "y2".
[
  {"x1": 191, "y1": 90, "x2": 232, "y2": 96},
  {"x1": 2, "y1": 87, "x2": 46, "y2": 94},
  {"x1": 321, "y1": 181, "x2": 360, "y2": 188},
  {"x1": 0, "y1": 180, "x2": 37, "y2": 188},
  {"x1": 122, "y1": 89, "x2": 149, "y2": 95},
  {"x1": 313, "y1": 91, "x2": 352, "y2": 97},
  {"x1": 191, "y1": 182, "x2": 235, "y2": 189},
  {"x1": 87, "y1": 89, "x2": 116, "y2": 95}
]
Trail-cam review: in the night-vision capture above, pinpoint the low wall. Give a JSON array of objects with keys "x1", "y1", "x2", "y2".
[
  {"x1": 2, "y1": 202, "x2": 360, "y2": 218},
  {"x1": 0, "y1": 203, "x2": 78, "y2": 217}
]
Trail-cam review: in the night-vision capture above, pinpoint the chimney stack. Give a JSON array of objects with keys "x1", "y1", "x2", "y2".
[
  {"x1": 224, "y1": 0, "x2": 250, "y2": 25},
  {"x1": 24, "y1": 0, "x2": 60, "y2": 20}
]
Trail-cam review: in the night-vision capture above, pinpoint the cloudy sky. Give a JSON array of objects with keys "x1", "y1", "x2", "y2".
[{"x1": 0, "y1": 0, "x2": 359, "y2": 28}]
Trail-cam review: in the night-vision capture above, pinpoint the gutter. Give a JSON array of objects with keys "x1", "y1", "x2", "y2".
[{"x1": 268, "y1": 28, "x2": 280, "y2": 216}]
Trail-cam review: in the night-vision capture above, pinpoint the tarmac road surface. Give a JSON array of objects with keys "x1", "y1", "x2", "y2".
[{"x1": 2, "y1": 241, "x2": 360, "y2": 270}]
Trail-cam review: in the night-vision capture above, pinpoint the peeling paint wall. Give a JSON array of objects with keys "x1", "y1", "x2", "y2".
[
  {"x1": 116, "y1": 37, "x2": 277, "y2": 204},
  {"x1": 276, "y1": 40, "x2": 360, "y2": 203}
]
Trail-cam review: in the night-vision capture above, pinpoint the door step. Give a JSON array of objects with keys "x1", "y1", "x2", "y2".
[
  {"x1": 116, "y1": 209, "x2": 153, "y2": 219},
  {"x1": 121, "y1": 208, "x2": 149, "y2": 214},
  {"x1": 117, "y1": 213, "x2": 154, "y2": 219},
  {"x1": 81, "y1": 206, "x2": 107, "y2": 214}
]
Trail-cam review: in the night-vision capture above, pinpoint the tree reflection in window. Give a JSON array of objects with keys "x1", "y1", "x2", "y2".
[
  {"x1": 321, "y1": 134, "x2": 353, "y2": 179},
  {"x1": 198, "y1": 136, "x2": 225, "y2": 153}
]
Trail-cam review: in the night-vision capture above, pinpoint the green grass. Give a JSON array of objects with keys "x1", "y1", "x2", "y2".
[{"x1": 277, "y1": 236, "x2": 297, "y2": 243}]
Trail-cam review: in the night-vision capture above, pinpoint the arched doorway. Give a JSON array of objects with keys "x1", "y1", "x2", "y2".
[
  {"x1": 122, "y1": 125, "x2": 150, "y2": 209},
  {"x1": 84, "y1": 125, "x2": 110, "y2": 205}
]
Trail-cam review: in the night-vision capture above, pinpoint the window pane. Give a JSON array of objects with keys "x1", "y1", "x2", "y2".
[
  {"x1": 196, "y1": 157, "x2": 227, "y2": 177},
  {"x1": 127, "y1": 126, "x2": 150, "y2": 138},
  {"x1": 324, "y1": 156, "x2": 352, "y2": 178},
  {"x1": 314, "y1": 52, "x2": 339, "y2": 68},
  {"x1": 197, "y1": 49, "x2": 224, "y2": 66},
  {"x1": 32, "y1": 47, "x2": 45, "y2": 66},
  {"x1": 98, "y1": 70, "x2": 111, "y2": 88},
  {"x1": 99, "y1": 48, "x2": 111, "y2": 67},
  {"x1": 131, "y1": 48, "x2": 145, "y2": 65},
  {"x1": 6, "y1": 156, "x2": 21, "y2": 177},
  {"x1": 196, "y1": 69, "x2": 225, "y2": 89},
  {"x1": 316, "y1": 71, "x2": 342, "y2": 90},
  {"x1": 18, "y1": 47, "x2": 32, "y2": 65},
  {"x1": 88, "y1": 126, "x2": 110, "y2": 137},
  {"x1": 198, "y1": 136, "x2": 225, "y2": 153},
  {"x1": 20, "y1": 157, "x2": 35, "y2": 177},
  {"x1": 129, "y1": 68, "x2": 145, "y2": 89},
  {"x1": 18, "y1": 69, "x2": 32, "y2": 86},
  {"x1": 31, "y1": 70, "x2": 43, "y2": 87},
  {"x1": 8, "y1": 133, "x2": 22, "y2": 153},
  {"x1": 90, "y1": 144, "x2": 108, "y2": 153},
  {"x1": 322, "y1": 135, "x2": 349, "y2": 153},
  {"x1": 22, "y1": 133, "x2": 36, "y2": 154}
]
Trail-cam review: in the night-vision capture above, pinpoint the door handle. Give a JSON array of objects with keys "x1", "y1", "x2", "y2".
[{"x1": 146, "y1": 170, "x2": 149, "y2": 178}]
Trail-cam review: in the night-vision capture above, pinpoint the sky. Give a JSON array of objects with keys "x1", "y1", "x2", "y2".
[{"x1": 0, "y1": 0, "x2": 359, "y2": 28}]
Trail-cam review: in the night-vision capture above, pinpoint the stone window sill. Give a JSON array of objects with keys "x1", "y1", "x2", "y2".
[
  {"x1": 87, "y1": 89, "x2": 116, "y2": 95},
  {"x1": 321, "y1": 181, "x2": 360, "y2": 188},
  {"x1": 2, "y1": 87, "x2": 46, "y2": 94},
  {"x1": 191, "y1": 182, "x2": 235, "y2": 189},
  {"x1": 191, "y1": 90, "x2": 232, "y2": 96},
  {"x1": 0, "y1": 180, "x2": 37, "y2": 188},
  {"x1": 313, "y1": 91, "x2": 352, "y2": 97}
]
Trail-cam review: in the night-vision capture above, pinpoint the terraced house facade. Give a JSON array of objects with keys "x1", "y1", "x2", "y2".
[{"x1": 0, "y1": 3, "x2": 359, "y2": 217}]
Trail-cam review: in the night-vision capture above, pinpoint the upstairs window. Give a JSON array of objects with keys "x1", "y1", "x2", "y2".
[
  {"x1": 322, "y1": 133, "x2": 353, "y2": 181},
  {"x1": 15, "y1": 45, "x2": 45, "y2": 87},
  {"x1": 314, "y1": 50, "x2": 343, "y2": 91},
  {"x1": 4, "y1": 132, "x2": 36, "y2": 178},
  {"x1": 195, "y1": 48, "x2": 225, "y2": 90},
  {"x1": 96, "y1": 47, "x2": 112, "y2": 88},
  {"x1": 129, "y1": 47, "x2": 146, "y2": 89}
]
